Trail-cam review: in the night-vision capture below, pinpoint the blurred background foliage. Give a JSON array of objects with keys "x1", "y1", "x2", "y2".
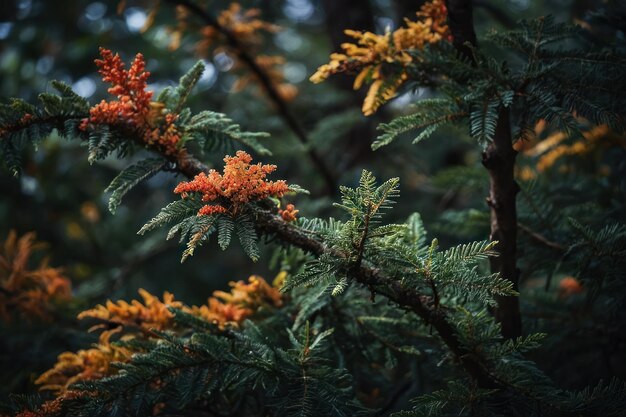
[{"x1": 1, "y1": 0, "x2": 625, "y2": 408}]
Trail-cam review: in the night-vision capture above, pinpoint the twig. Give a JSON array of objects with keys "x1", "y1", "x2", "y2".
[
  {"x1": 164, "y1": 0, "x2": 337, "y2": 194},
  {"x1": 518, "y1": 222, "x2": 564, "y2": 252}
]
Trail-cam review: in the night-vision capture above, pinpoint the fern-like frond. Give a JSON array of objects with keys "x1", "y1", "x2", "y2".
[
  {"x1": 184, "y1": 110, "x2": 270, "y2": 156},
  {"x1": 105, "y1": 158, "x2": 167, "y2": 214},
  {"x1": 373, "y1": 99, "x2": 466, "y2": 150},
  {"x1": 138, "y1": 196, "x2": 204, "y2": 236}
]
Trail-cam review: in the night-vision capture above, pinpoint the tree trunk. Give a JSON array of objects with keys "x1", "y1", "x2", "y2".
[
  {"x1": 482, "y1": 108, "x2": 522, "y2": 339},
  {"x1": 445, "y1": 0, "x2": 522, "y2": 339}
]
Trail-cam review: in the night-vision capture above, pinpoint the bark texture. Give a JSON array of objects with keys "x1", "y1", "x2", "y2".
[{"x1": 483, "y1": 108, "x2": 522, "y2": 339}]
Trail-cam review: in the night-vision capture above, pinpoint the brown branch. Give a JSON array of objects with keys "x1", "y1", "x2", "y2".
[
  {"x1": 518, "y1": 222, "x2": 564, "y2": 252},
  {"x1": 164, "y1": 0, "x2": 337, "y2": 194},
  {"x1": 162, "y1": 143, "x2": 498, "y2": 387}
]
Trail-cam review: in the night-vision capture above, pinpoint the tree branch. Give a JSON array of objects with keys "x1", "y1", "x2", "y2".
[
  {"x1": 1, "y1": 81, "x2": 501, "y2": 392},
  {"x1": 518, "y1": 222, "x2": 564, "y2": 252},
  {"x1": 162, "y1": 143, "x2": 499, "y2": 387},
  {"x1": 163, "y1": 0, "x2": 337, "y2": 194},
  {"x1": 252, "y1": 208, "x2": 498, "y2": 388}
]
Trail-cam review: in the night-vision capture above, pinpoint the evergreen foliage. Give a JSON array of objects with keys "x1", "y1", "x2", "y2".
[
  {"x1": 60, "y1": 319, "x2": 365, "y2": 417},
  {"x1": 104, "y1": 158, "x2": 167, "y2": 214},
  {"x1": 372, "y1": 16, "x2": 625, "y2": 150},
  {"x1": 1, "y1": 2, "x2": 625, "y2": 417},
  {"x1": 0, "y1": 58, "x2": 269, "y2": 209}
]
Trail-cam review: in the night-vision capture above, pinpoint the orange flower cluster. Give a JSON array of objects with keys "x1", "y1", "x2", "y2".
[
  {"x1": 177, "y1": 3, "x2": 296, "y2": 101},
  {"x1": 279, "y1": 204, "x2": 299, "y2": 222},
  {"x1": 189, "y1": 276, "x2": 283, "y2": 328},
  {"x1": 200, "y1": 3, "x2": 279, "y2": 46},
  {"x1": 78, "y1": 288, "x2": 183, "y2": 332},
  {"x1": 81, "y1": 275, "x2": 282, "y2": 331},
  {"x1": 35, "y1": 328, "x2": 133, "y2": 393},
  {"x1": 174, "y1": 150, "x2": 291, "y2": 217},
  {"x1": 0, "y1": 231, "x2": 71, "y2": 322},
  {"x1": 310, "y1": 0, "x2": 450, "y2": 115},
  {"x1": 80, "y1": 48, "x2": 181, "y2": 156},
  {"x1": 36, "y1": 276, "x2": 282, "y2": 394}
]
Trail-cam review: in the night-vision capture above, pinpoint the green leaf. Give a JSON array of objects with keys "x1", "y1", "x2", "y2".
[
  {"x1": 105, "y1": 158, "x2": 167, "y2": 214},
  {"x1": 443, "y1": 240, "x2": 498, "y2": 263},
  {"x1": 138, "y1": 197, "x2": 203, "y2": 235},
  {"x1": 185, "y1": 110, "x2": 271, "y2": 156},
  {"x1": 173, "y1": 61, "x2": 205, "y2": 113},
  {"x1": 235, "y1": 214, "x2": 260, "y2": 261},
  {"x1": 469, "y1": 97, "x2": 500, "y2": 144},
  {"x1": 373, "y1": 99, "x2": 466, "y2": 150},
  {"x1": 217, "y1": 215, "x2": 235, "y2": 250},
  {"x1": 287, "y1": 184, "x2": 310, "y2": 195}
]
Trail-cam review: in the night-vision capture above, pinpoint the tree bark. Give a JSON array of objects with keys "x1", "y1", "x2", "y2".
[
  {"x1": 445, "y1": 0, "x2": 522, "y2": 339},
  {"x1": 482, "y1": 108, "x2": 522, "y2": 339}
]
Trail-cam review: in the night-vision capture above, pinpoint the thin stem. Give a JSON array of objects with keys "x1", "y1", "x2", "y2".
[
  {"x1": 517, "y1": 222, "x2": 564, "y2": 252},
  {"x1": 353, "y1": 203, "x2": 372, "y2": 269}
]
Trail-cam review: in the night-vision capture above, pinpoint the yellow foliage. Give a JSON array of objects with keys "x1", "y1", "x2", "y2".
[
  {"x1": 0, "y1": 231, "x2": 71, "y2": 322},
  {"x1": 528, "y1": 125, "x2": 618, "y2": 172},
  {"x1": 310, "y1": 0, "x2": 450, "y2": 115},
  {"x1": 201, "y1": 3, "x2": 279, "y2": 45},
  {"x1": 36, "y1": 276, "x2": 282, "y2": 394},
  {"x1": 35, "y1": 328, "x2": 133, "y2": 394},
  {"x1": 190, "y1": 275, "x2": 283, "y2": 328},
  {"x1": 78, "y1": 288, "x2": 183, "y2": 332}
]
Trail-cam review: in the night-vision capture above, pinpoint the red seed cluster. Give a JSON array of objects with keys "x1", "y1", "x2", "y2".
[
  {"x1": 174, "y1": 150, "x2": 291, "y2": 216},
  {"x1": 279, "y1": 204, "x2": 298, "y2": 222},
  {"x1": 80, "y1": 48, "x2": 181, "y2": 156}
]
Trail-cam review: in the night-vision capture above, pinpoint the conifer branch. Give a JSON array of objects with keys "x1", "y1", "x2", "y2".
[
  {"x1": 4, "y1": 106, "x2": 492, "y2": 387},
  {"x1": 252, "y1": 209, "x2": 499, "y2": 388},
  {"x1": 141, "y1": 147, "x2": 498, "y2": 386},
  {"x1": 164, "y1": 0, "x2": 338, "y2": 194}
]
